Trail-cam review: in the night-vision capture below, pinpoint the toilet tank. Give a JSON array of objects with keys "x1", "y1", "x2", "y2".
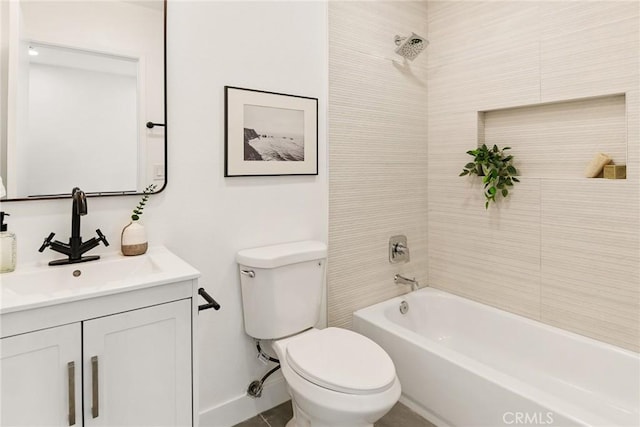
[{"x1": 236, "y1": 241, "x2": 327, "y2": 340}]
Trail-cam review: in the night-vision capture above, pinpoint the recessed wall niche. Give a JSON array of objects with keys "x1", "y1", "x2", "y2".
[{"x1": 478, "y1": 94, "x2": 626, "y2": 179}]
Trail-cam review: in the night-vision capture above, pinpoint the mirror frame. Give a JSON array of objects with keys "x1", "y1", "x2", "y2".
[{"x1": 3, "y1": 0, "x2": 167, "y2": 202}]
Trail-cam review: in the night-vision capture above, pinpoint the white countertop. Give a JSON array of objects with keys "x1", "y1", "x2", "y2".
[{"x1": 0, "y1": 246, "x2": 200, "y2": 315}]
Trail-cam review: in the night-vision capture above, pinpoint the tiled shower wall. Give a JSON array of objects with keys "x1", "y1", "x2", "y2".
[
  {"x1": 328, "y1": 2, "x2": 429, "y2": 328},
  {"x1": 427, "y1": 1, "x2": 640, "y2": 351}
]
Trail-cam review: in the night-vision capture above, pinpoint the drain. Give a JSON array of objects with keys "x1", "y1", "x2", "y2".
[
  {"x1": 73, "y1": 270, "x2": 82, "y2": 277},
  {"x1": 399, "y1": 300, "x2": 409, "y2": 314}
]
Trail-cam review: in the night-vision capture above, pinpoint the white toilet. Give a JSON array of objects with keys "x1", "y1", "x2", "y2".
[{"x1": 237, "y1": 241, "x2": 401, "y2": 427}]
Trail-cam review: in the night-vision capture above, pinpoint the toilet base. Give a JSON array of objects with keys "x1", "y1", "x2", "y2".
[
  {"x1": 285, "y1": 399, "x2": 375, "y2": 427},
  {"x1": 285, "y1": 418, "x2": 373, "y2": 427},
  {"x1": 285, "y1": 416, "x2": 374, "y2": 427}
]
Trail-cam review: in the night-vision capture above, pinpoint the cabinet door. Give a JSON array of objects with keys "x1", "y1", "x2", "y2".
[
  {"x1": 83, "y1": 299, "x2": 192, "y2": 427},
  {"x1": 1, "y1": 323, "x2": 82, "y2": 427}
]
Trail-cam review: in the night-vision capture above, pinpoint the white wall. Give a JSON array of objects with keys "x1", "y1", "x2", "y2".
[{"x1": 3, "y1": 1, "x2": 328, "y2": 426}]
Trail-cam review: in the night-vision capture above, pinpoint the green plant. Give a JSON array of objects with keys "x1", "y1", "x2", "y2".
[
  {"x1": 459, "y1": 144, "x2": 519, "y2": 209},
  {"x1": 131, "y1": 184, "x2": 157, "y2": 221}
]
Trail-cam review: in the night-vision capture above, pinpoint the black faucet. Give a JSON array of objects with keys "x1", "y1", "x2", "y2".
[{"x1": 39, "y1": 187, "x2": 109, "y2": 266}]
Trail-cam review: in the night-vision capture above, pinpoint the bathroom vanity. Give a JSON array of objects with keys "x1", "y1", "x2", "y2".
[{"x1": 0, "y1": 247, "x2": 201, "y2": 427}]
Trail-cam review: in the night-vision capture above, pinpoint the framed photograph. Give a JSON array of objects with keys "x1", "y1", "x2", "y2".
[{"x1": 224, "y1": 86, "x2": 318, "y2": 177}]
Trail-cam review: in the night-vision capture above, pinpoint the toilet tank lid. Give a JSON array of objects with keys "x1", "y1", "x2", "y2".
[{"x1": 236, "y1": 241, "x2": 327, "y2": 269}]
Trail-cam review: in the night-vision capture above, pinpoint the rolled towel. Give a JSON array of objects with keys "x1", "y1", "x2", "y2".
[{"x1": 584, "y1": 153, "x2": 611, "y2": 178}]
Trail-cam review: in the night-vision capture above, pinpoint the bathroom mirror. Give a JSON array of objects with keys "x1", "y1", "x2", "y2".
[{"x1": 0, "y1": 0, "x2": 166, "y2": 201}]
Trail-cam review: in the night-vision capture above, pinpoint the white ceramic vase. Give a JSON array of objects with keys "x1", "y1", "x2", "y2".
[{"x1": 121, "y1": 220, "x2": 148, "y2": 256}]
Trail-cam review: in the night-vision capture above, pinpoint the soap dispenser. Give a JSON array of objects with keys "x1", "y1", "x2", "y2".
[{"x1": 0, "y1": 212, "x2": 16, "y2": 273}]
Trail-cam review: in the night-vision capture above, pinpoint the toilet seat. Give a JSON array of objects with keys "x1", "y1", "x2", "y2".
[{"x1": 285, "y1": 327, "x2": 396, "y2": 395}]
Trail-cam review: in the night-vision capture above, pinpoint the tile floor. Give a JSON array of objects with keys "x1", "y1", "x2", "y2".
[{"x1": 233, "y1": 401, "x2": 435, "y2": 427}]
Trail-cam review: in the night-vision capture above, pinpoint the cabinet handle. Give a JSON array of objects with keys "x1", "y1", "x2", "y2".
[
  {"x1": 91, "y1": 356, "x2": 99, "y2": 418},
  {"x1": 67, "y1": 362, "x2": 75, "y2": 426}
]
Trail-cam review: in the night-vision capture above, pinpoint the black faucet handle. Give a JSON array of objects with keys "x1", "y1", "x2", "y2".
[
  {"x1": 39, "y1": 232, "x2": 56, "y2": 252},
  {"x1": 96, "y1": 229, "x2": 110, "y2": 247}
]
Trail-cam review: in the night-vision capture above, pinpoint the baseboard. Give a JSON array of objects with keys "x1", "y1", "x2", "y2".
[{"x1": 199, "y1": 377, "x2": 290, "y2": 427}]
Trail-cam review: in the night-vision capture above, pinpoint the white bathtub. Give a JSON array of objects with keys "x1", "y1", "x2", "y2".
[{"x1": 353, "y1": 287, "x2": 640, "y2": 427}]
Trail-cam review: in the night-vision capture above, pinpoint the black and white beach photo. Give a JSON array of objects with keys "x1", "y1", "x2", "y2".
[
  {"x1": 225, "y1": 86, "x2": 318, "y2": 176},
  {"x1": 243, "y1": 105, "x2": 304, "y2": 162}
]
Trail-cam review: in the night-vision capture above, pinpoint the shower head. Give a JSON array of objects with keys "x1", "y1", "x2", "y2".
[{"x1": 394, "y1": 33, "x2": 428, "y2": 61}]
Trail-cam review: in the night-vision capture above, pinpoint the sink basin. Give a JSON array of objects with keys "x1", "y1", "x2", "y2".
[
  {"x1": 0, "y1": 246, "x2": 200, "y2": 314},
  {"x1": 3, "y1": 256, "x2": 160, "y2": 295}
]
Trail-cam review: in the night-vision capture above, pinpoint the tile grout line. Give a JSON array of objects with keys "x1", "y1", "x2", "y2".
[{"x1": 259, "y1": 413, "x2": 272, "y2": 427}]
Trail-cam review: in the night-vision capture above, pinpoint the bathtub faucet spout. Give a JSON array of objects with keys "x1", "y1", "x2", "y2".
[{"x1": 394, "y1": 274, "x2": 419, "y2": 292}]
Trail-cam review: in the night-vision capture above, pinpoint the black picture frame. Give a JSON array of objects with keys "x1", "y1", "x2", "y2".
[{"x1": 224, "y1": 86, "x2": 318, "y2": 177}]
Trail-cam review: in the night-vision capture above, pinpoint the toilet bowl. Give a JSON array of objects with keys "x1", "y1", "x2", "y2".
[
  {"x1": 237, "y1": 241, "x2": 401, "y2": 427},
  {"x1": 272, "y1": 328, "x2": 401, "y2": 427}
]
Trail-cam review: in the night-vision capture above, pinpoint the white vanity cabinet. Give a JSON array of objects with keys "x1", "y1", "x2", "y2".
[
  {"x1": 1, "y1": 323, "x2": 82, "y2": 426},
  {"x1": 0, "y1": 247, "x2": 202, "y2": 427},
  {"x1": 83, "y1": 299, "x2": 192, "y2": 427}
]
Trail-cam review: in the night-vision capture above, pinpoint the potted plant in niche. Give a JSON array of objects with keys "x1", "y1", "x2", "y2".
[
  {"x1": 459, "y1": 144, "x2": 519, "y2": 209},
  {"x1": 121, "y1": 184, "x2": 157, "y2": 256}
]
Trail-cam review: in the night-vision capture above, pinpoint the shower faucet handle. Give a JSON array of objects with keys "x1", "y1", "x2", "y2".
[
  {"x1": 393, "y1": 242, "x2": 408, "y2": 255},
  {"x1": 389, "y1": 235, "x2": 410, "y2": 264}
]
